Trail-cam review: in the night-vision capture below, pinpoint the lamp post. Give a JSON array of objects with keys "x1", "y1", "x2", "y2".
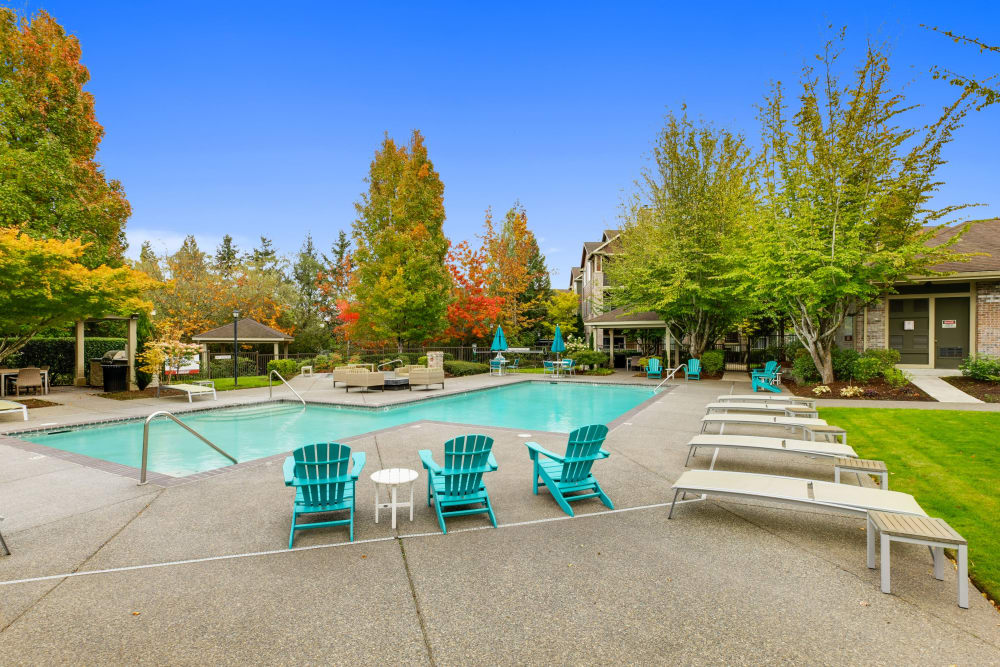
[{"x1": 233, "y1": 310, "x2": 239, "y2": 386}]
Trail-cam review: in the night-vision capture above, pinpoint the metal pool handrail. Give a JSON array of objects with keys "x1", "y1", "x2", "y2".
[
  {"x1": 377, "y1": 358, "x2": 404, "y2": 371},
  {"x1": 653, "y1": 364, "x2": 687, "y2": 392},
  {"x1": 140, "y1": 411, "x2": 237, "y2": 485},
  {"x1": 268, "y1": 369, "x2": 306, "y2": 406}
]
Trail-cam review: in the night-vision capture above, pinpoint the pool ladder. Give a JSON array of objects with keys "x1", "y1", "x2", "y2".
[
  {"x1": 268, "y1": 370, "x2": 306, "y2": 406},
  {"x1": 139, "y1": 411, "x2": 237, "y2": 485},
  {"x1": 653, "y1": 364, "x2": 687, "y2": 392}
]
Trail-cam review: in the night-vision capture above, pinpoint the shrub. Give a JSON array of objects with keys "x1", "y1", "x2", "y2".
[
  {"x1": 812, "y1": 385, "x2": 831, "y2": 396},
  {"x1": 792, "y1": 350, "x2": 820, "y2": 383},
  {"x1": 865, "y1": 348, "x2": 901, "y2": 368},
  {"x1": 959, "y1": 355, "x2": 1000, "y2": 382},
  {"x1": 882, "y1": 367, "x2": 911, "y2": 390},
  {"x1": 840, "y1": 385, "x2": 863, "y2": 397},
  {"x1": 832, "y1": 347, "x2": 860, "y2": 381},
  {"x1": 568, "y1": 349, "x2": 608, "y2": 368},
  {"x1": 701, "y1": 350, "x2": 725, "y2": 375},
  {"x1": 209, "y1": 357, "x2": 258, "y2": 379},
  {"x1": 267, "y1": 358, "x2": 300, "y2": 377},
  {"x1": 585, "y1": 368, "x2": 615, "y2": 376},
  {"x1": 443, "y1": 360, "x2": 489, "y2": 376},
  {"x1": 417, "y1": 355, "x2": 428, "y2": 366},
  {"x1": 851, "y1": 356, "x2": 883, "y2": 383}
]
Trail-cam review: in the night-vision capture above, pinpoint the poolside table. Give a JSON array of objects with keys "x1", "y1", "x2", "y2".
[
  {"x1": 0, "y1": 368, "x2": 49, "y2": 398},
  {"x1": 371, "y1": 468, "x2": 418, "y2": 529}
]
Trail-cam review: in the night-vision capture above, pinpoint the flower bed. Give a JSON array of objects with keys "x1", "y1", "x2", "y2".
[
  {"x1": 942, "y1": 376, "x2": 1000, "y2": 403},
  {"x1": 783, "y1": 378, "x2": 933, "y2": 401}
]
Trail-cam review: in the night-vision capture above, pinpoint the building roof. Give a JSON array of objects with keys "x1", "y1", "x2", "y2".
[
  {"x1": 603, "y1": 229, "x2": 619, "y2": 241},
  {"x1": 923, "y1": 219, "x2": 1000, "y2": 275},
  {"x1": 191, "y1": 318, "x2": 294, "y2": 342},
  {"x1": 569, "y1": 266, "x2": 581, "y2": 288},
  {"x1": 584, "y1": 306, "x2": 666, "y2": 328}
]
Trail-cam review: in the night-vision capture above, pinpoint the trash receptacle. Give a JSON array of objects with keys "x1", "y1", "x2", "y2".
[{"x1": 101, "y1": 363, "x2": 128, "y2": 393}]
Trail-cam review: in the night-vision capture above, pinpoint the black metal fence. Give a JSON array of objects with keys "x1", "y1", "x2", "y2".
[{"x1": 707, "y1": 334, "x2": 800, "y2": 372}]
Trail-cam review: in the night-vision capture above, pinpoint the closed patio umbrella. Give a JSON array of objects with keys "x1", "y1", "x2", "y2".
[
  {"x1": 491, "y1": 325, "x2": 508, "y2": 358},
  {"x1": 551, "y1": 325, "x2": 566, "y2": 360}
]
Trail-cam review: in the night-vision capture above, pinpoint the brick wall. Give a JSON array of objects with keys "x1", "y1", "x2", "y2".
[
  {"x1": 864, "y1": 299, "x2": 886, "y2": 350},
  {"x1": 976, "y1": 281, "x2": 1000, "y2": 357}
]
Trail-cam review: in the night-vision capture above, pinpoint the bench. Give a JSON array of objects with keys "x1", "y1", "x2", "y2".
[
  {"x1": 834, "y1": 457, "x2": 888, "y2": 490},
  {"x1": 866, "y1": 511, "x2": 968, "y2": 608}
]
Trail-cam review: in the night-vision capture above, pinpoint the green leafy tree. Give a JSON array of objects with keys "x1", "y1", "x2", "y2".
[
  {"x1": 214, "y1": 234, "x2": 239, "y2": 277},
  {"x1": 924, "y1": 26, "x2": 998, "y2": 110},
  {"x1": 351, "y1": 131, "x2": 451, "y2": 349},
  {"x1": 0, "y1": 9, "x2": 131, "y2": 267},
  {"x1": 542, "y1": 291, "x2": 579, "y2": 338},
  {"x1": 606, "y1": 108, "x2": 759, "y2": 357},
  {"x1": 746, "y1": 36, "x2": 974, "y2": 383}
]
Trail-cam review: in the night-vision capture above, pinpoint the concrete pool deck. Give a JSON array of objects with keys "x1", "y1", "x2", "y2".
[{"x1": 0, "y1": 375, "x2": 998, "y2": 663}]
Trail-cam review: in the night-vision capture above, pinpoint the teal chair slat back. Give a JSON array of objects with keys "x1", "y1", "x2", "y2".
[
  {"x1": 562, "y1": 424, "x2": 609, "y2": 483},
  {"x1": 293, "y1": 443, "x2": 352, "y2": 506},
  {"x1": 443, "y1": 434, "x2": 494, "y2": 496},
  {"x1": 764, "y1": 360, "x2": 778, "y2": 374},
  {"x1": 648, "y1": 358, "x2": 661, "y2": 373},
  {"x1": 688, "y1": 358, "x2": 700, "y2": 374}
]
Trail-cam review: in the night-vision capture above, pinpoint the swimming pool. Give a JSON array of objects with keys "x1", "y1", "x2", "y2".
[{"x1": 19, "y1": 382, "x2": 656, "y2": 477}]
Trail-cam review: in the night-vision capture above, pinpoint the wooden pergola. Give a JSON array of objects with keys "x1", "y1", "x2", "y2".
[{"x1": 73, "y1": 314, "x2": 140, "y2": 390}]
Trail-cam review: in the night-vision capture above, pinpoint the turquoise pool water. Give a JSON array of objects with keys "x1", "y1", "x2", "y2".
[{"x1": 20, "y1": 382, "x2": 654, "y2": 477}]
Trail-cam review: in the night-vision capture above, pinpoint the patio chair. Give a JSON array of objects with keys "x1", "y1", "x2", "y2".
[
  {"x1": 508, "y1": 358, "x2": 520, "y2": 373},
  {"x1": 667, "y1": 469, "x2": 926, "y2": 519},
  {"x1": 562, "y1": 359, "x2": 576, "y2": 375},
  {"x1": 646, "y1": 358, "x2": 662, "y2": 379},
  {"x1": 543, "y1": 360, "x2": 556, "y2": 376},
  {"x1": 751, "y1": 360, "x2": 782, "y2": 393},
  {"x1": 0, "y1": 399, "x2": 28, "y2": 421},
  {"x1": 418, "y1": 434, "x2": 498, "y2": 534},
  {"x1": 283, "y1": 442, "x2": 365, "y2": 547},
  {"x1": 490, "y1": 358, "x2": 505, "y2": 376},
  {"x1": 409, "y1": 367, "x2": 444, "y2": 390},
  {"x1": 525, "y1": 424, "x2": 613, "y2": 516},
  {"x1": 12, "y1": 367, "x2": 42, "y2": 396},
  {"x1": 684, "y1": 358, "x2": 701, "y2": 381},
  {"x1": 344, "y1": 368, "x2": 385, "y2": 392}
]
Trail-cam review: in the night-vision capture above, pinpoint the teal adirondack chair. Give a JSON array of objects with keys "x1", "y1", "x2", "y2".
[
  {"x1": 752, "y1": 360, "x2": 781, "y2": 392},
  {"x1": 646, "y1": 357, "x2": 662, "y2": 379},
  {"x1": 284, "y1": 442, "x2": 365, "y2": 547},
  {"x1": 684, "y1": 358, "x2": 701, "y2": 381},
  {"x1": 525, "y1": 424, "x2": 613, "y2": 516},
  {"x1": 418, "y1": 435, "x2": 498, "y2": 534}
]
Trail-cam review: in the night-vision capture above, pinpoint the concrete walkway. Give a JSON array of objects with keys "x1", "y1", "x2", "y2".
[
  {"x1": 908, "y1": 374, "x2": 983, "y2": 404},
  {"x1": 0, "y1": 376, "x2": 997, "y2": 664}
]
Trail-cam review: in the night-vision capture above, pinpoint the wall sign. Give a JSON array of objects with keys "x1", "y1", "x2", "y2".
[
  {"x1": 941, "y1": 320, "x2": 957, "y2": 329},
  {"x1": 903, "y1": 320, "x2": 915, "y2": 330}
]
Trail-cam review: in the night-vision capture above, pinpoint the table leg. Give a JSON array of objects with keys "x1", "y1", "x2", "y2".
[
  {"x1": 391, "y1": 485, "x2": 398, "y2": 530},
  {"x1": 933, "y1": 546, "x2": 944, "y2": 581},
  {"x1": 374, "y1": 483, "x2": 379, "y2": 524},
  {"x1": 866, "y1": 515, "x2": 876, "y2": 570},
  {"x1": 958, "y1": 544, "x2": 969, "y2": 609},
  {"x1": 879, "y1": 472, "x2": 888, "y2": 490}
]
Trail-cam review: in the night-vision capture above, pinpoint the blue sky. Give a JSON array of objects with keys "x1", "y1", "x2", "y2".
[{"x1": 7, "y1": 1, "x2": 999, "y2": 283}]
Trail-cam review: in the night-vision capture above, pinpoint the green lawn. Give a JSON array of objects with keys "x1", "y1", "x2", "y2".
[
  {"x1": 820, "y1": 407, "x2": 999, "y2": 603},
  {"x1": 176, "y1": 375, "x2": 273, "y2": 391}
]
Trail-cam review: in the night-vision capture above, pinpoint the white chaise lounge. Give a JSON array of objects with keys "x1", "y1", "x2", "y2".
[
  {"x1": 717, "y1": 394, "x2": 815, "y2": 407},
  {"x1": 685, "y1": 434, "x2": 857, "y2": 468},
  {"x1": 165, "y1": 381, "x2": 217, "y2": 403},
  {"x1": 704, "y1": 402, "x2": 819, "y2": 418},
  {"x1": 667, "y1": 469, "x2": 926, "y2": 519},
  {"x1": 0, "y1": 399, "x2": 27, "y2": 421}
]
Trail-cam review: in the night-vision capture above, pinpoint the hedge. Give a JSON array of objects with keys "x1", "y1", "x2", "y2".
[
  {"x1": 6, "y1": 337, "x2": 126, "y2": 385},
  {"x1": 266, "y1": 358, "x2": 300, "y2": 377},
  {"x1": 444, "y1": 360, "x2": 489, "y2": 376}
]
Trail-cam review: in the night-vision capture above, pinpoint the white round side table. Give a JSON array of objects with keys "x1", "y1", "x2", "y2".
[{"x1": 370, "y1": 468, "x2": 418, "y2": 529}]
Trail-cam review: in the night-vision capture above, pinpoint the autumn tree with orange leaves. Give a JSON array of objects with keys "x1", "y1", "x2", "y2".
[
  {"x1": 0, "y1": 9, "x2": 131, "y2": 267},
  {"x1": 443, "y1": 239, "x2": 505, "y2": 344},
  {"x1": 482, "y1": 206, "x2": 549, "y2": 342}
]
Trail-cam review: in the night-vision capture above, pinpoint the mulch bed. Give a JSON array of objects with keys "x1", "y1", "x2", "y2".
[
  {"x1": 783, "y1": 378, "x2": 934, "y2": 401},
  {"x1": 942, "y1": 376, "x2": 1000, "y2": 403},
  {"x1": 9, "y1": 398, "x2": 61, "y2": 408},
  {"x1": 98, "y1": 387, "x2": 184, "y2": 401}
]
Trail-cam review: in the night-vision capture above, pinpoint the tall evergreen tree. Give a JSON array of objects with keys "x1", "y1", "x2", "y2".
[
  {"x1": 0, "y1": 9, "x2": 131, "y2": 267},
  {"x1": 248, "y1": 235, "x2": 279, "y2": 272},
  {"x1": 214, "y1": 234, "x2": 239, "y2": 276},
  {"x1": 351, "y1": 131, "x2": 451, "y2": 349}
]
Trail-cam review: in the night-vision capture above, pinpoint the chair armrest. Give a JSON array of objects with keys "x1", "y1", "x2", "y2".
[
  {"x1": 193, "y1": 380, "x2": 215, "y2": 387},
  {"x1": 488, "y1": 452, "x2": 498, "y2": 470},
  {"x1": 418, "y1": 449, "x2": 441, "y2": 474},
  {"x1": 598, "y1": 448, "x2": 611, "y2": 459},
  {"x1": 351, "y1": 452, "x2": 366, "y2": 480},
  {"x1": 524, "y1": 441, "x2": 563, "y2": 463},
  {"x1": 282, "y1": 456, "x2": 295, "y2": 486}
]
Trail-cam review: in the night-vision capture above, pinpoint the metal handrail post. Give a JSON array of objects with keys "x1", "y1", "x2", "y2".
[
  {"x1": 268, "y1": 370, "x2": 306, "y2": 405},
  {"x1": 140, "y1": 410, "x2": 237, "y2": 485}
]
